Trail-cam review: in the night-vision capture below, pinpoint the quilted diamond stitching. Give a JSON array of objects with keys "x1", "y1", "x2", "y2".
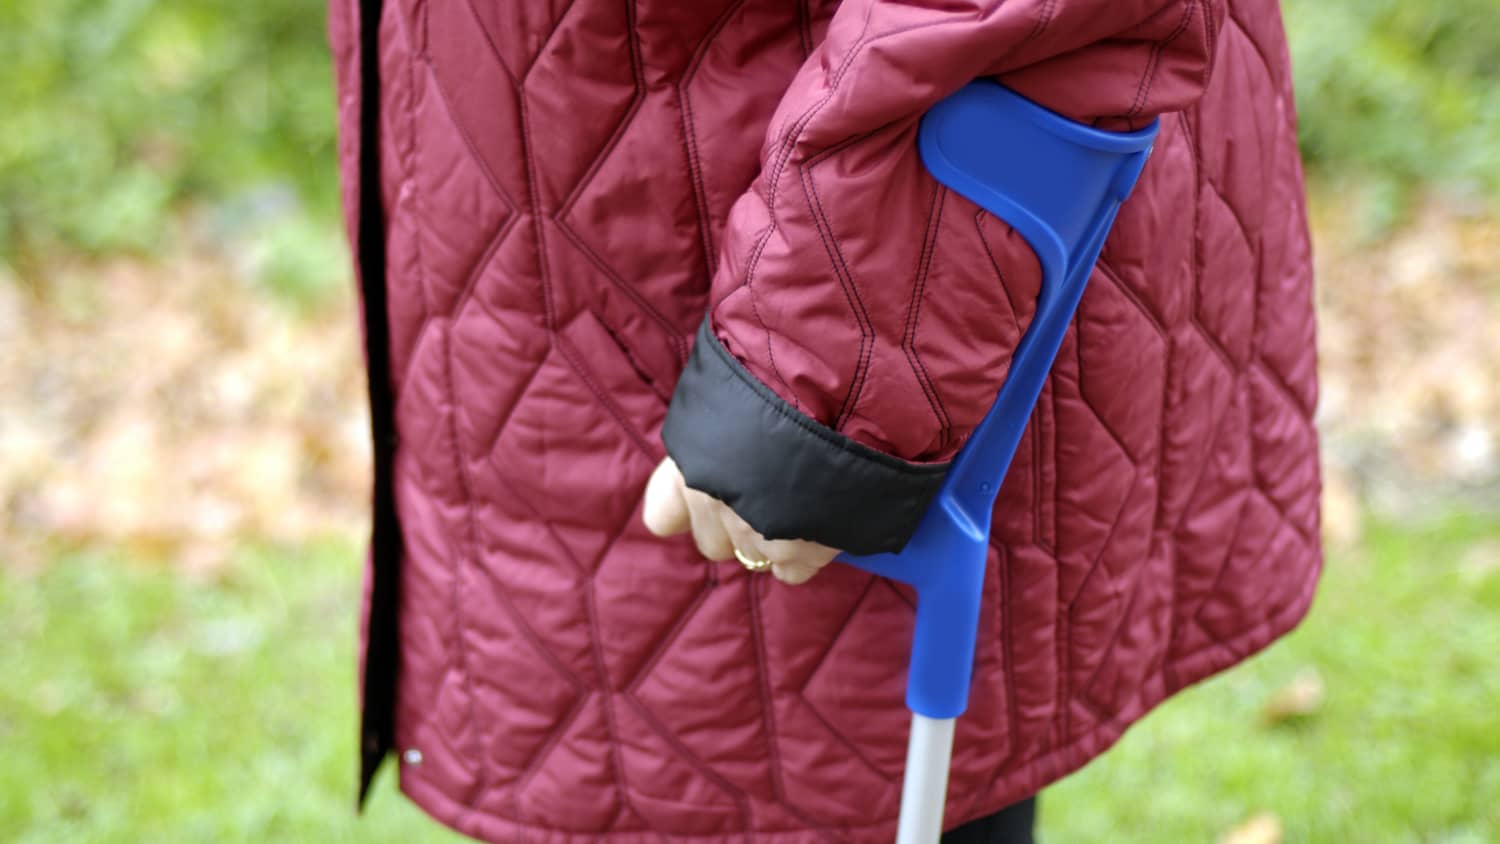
[
  {"x1": 902, "y1": 185, "x2": 957, "y2": 448},
  {"x1": 361, "y1": 1, "x2": 1323, "y2": 838},
  {"x1": 677, "y1": 0, "x2": 749, "y2": 270},
  {"x1": 393, "y1": 47, "x2": 522, "y2": 395},
  {"x1": 793, "y1": 577, "x2": 901, "y2": 784},
  {"x1": 383, "y1": 5, "x2": 499, "y2": 798},
  {"x1": 616, "y1": 694, "x2": 752, "y2": 823},
  {"x1": 485, "y1": 442, "x2": 666, "y2": 830},
  {"x1": 450, "y1": 9, "x2": 727, "y2": 830},
  {"x1": 798, "y1": 132, "x2": 882, "y2": 426},
  {"x1": 714, "y1": 4, "x2": 893, "y2": 403}
]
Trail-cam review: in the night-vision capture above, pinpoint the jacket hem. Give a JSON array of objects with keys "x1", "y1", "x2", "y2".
[{"x1": 392, "y1": 558, "x2": 1321, "y2": 843}]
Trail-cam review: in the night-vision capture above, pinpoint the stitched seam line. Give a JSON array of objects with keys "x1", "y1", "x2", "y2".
[
  {"x1": 406, "y1": 15, "x2": 491, "y2": 798},
  {"x1": 1155, "y1": 109, "x2": 1199, "y2": 533},
  {"x1": 797, "y1": 0, "x2": 814, "y2": 58},
  {"x1": 511, "y1": 691, "x2": 592, "y2": 797},
  {"x1": 793, "y1": 579, "x2": 901, "y2": 786},
  {"x1": 718, "y1": 11, "x2": 961, "y2": 408},
  {"x1": 493, "y1": 463, "x2": 659, "y2": 832},
  {"x1": 1128, "y1": 0, "x2": 1197, "y2": 121},
  {"x1": 593, "y1": 309, "x2": 674, "y2": 405},
  {"x1": 394, "y1": 210, "x2": 519, "y2": 397},
  {"x1": 554, "y1": 224, "x2": 689, "y2": 368},
  {"x1": 798, "y1": 132, "x2": 879, "y2": 428},
  {"x1": 747, "y1": 583, "x2": 785, "y2": 806},
  {"x1": 1225, "y1": 8, "x2": 1278, "y2": 90},
  {"x1": 1246, "y1": 441, "x2": 1317, "y2": 548},
  {"x1": 1032, "y1": 399, "x2": 1045, "y2": 549},
  {"x1": 975, "y1": 208, "x2": 1027, "y2": 338},
  {"x1": 1193, "y1": 187, "x2": 1257, "y2": 375},
  {"x1": 749, "y1": 8, "x2": 958, "y2": 248},
  {"x1": 1050, "y1": 374, "x2": 1064, "y2": 745},
  {"x1": 543, "y1": 10, "x2": 688, "y2": 367},
  {"x1": 999, "y1": 546, "x2": 1022, "y2": 769},
  {"x1": 584, "y1": 581, "x2": 631, "y2": 833},
  {"x1": 518, "y1": 0, "x2": 582, "y2": 83},
  {"x1": 479, "y1": 476, "x2": 595, "y2": 791},
  {"x1": 678, "y1": 0, "x2": 747, "y2": 278},
  {"x1": 795, "y1": 577, "x2": 878, "y2": 695},
  {"x1": 555, "y1": 16, "x2": 646, "y2": 219},
  {"x1": 1020, "y1": 0, "x2": 1055, "y2": 49},
  {"x1": 616, "y1": 695, "x2": 752, "y2": 822},
  {"x1": 1076, "y1": 576, "x2": 1148, "y2": 717},
  {"x1": 556, "y1": 332, "x2": 655, "y2": 458},
  {"x1": 800, "y1": 700, "x2": 900, "y2": 787},
  {"x1": 437, "y1": 327, "x2": 491, "y2": 800},
  {"x1": 699, "y1": 322, "x2": 950, "y2": 477},
  {"x1": 1178, "y1": 486, "x2": 1251, "y2": 645},
  {"x1": 1196, "y1": 0, "x2": 1216, "y2": 93},
  {"x1": 734, "y1": 4, "x2": 885, "y2": 399},
  {"x1": 1188, "y1": 491, "x2": 1272, "y2": 638},
  {"x1": 1062, "y1": 475, "x2": 1137, "y2": 614},
  {"x1": 1173, "y1": 549, "x2": 1320, "y2": 667},
  {"x1": 516, "y1": 98, "x2": 555, "y2": 331},
  {"x1": 442, "y1": 3, "x2": 524, "y2": 190},
  {"x1": 717, "y1": 5, "x2": 883, "y2": 404},
  {"x1": 621, "y1": 579, "x2": 715, "y2": 697},
  {"x1": 902, "y1": 183, "x2": 953, "y2": 451},
  {"x1": 1253, "y1": 355, "x2": 1315, "y2": 422},
  {"x1": 1097, "y1": 260, "x2": 1168, "y2": 339},
  {"x1": 402, "y1": 564, "x2": 1318, "y2": 839},
  {"x1": 1072, "y1": 287, "x2": 1147, "y2": 466},
  {"x1": 405, "y1": 37, "x2": 523, "y2": 393}
]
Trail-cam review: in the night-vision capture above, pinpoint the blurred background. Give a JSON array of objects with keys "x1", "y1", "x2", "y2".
[{"x1": 1, "y1": 1, "x2": 1496, "y2": 841}]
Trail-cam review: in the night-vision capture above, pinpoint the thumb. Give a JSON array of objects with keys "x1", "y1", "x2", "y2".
[{"x1": 642, "y1": 457, "x2": 691, "y2": 537}]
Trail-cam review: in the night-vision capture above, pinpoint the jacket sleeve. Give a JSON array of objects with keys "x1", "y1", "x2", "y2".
[{"x1": 661, "y1": 0, "x2": 1223, "y2": 555}]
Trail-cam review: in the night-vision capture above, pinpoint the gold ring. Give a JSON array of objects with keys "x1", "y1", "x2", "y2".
[{"x1": 733, "y1": 546, "x2": 773, "y2": 572}]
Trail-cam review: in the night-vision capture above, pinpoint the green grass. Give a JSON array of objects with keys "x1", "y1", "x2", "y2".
[
  {"x1": 1044, "y1": 512, "x2": 1500, "y2": 842},
  {"x1": 1285, "y1": 0, "x2": 1500, "y2": 233},
  {"x1": 0, "y1": 541, "x2": 465, "y2": 843},
  {"x1": 2, "y1": 513, "x2": 1497, "y2": 842},
  {"x1": 0, "y1": 0, "x2": 345, "y2": 306}
]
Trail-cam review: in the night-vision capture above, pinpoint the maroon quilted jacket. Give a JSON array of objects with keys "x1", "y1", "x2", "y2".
[{"x1": 329, "y1": 0, "x2": 1321, "y2": 840}]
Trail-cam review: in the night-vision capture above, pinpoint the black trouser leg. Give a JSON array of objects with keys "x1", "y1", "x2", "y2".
[{"x1": 940, "y1": 795, "x2": 1038, "y2": 844}]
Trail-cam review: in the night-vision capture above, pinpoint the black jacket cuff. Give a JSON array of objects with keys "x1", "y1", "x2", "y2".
[{"x1": 661, "y1": 317, "x2": 950, "y2": 556}]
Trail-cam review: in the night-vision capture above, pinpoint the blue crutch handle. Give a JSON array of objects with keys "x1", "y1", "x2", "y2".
[{"x1": 835, "y1": 81, "x2": 1158, "y2": 719}]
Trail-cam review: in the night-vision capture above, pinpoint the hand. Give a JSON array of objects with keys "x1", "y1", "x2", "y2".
[{"x1": 642, "y1": 457, "x2": 841, "y2": 585}]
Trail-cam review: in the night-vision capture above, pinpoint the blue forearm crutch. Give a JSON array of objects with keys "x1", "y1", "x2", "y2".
[{"x1": 834, "y1": 81, "x2": 1159, "y2": 844}]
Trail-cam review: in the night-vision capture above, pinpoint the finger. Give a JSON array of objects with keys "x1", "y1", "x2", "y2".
[
  {"x1": 734, "y1": 522, "x2": 835, "y2": 568},
  {"x1": 771, "y1": 560, "x2": 822, "y2": 585},
  {"x1": 720, "y1": 507, "x2": 843, "y2": 582},
  {"x1": 642, "y1": 458, "x2": 691, "y2": 537},
  {"x1": 760, "y1": 537, "x2": 840, "y2": 568},
  {"x1": 719, "y1": 506, "x2": 773, "y2": 565},
  {"x1": 682, "y1": 486, "x2": 735, "y2": 561},
  {"x1": 770, "y1": 540, "x2": 839, "y2": 585}
]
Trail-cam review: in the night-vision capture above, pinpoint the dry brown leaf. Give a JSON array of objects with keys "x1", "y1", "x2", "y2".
[
  {"x1": 2, "y1": 251, "x2": 369, "y2": 568},
  {"x1": 1460, "y1": 540, "x2": 1500, "y2": 582},
  {"x1": 1320, "y1": 462, "x2": 1362, "y2": 550},
  {"x1": 1261, "y1": 667, "x2": 1325, "y2": 725},
  {"x1": 1220, "y1": 812, "x2": 1284, "y2": 844},
  {"x1": 3, "y1": 190, "x2": 1499, "y2": 571}
]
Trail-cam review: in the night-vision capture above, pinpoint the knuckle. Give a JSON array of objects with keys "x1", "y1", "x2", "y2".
[{"x1": 696, "y1": 533, "x2": 732, "y2": 561}]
